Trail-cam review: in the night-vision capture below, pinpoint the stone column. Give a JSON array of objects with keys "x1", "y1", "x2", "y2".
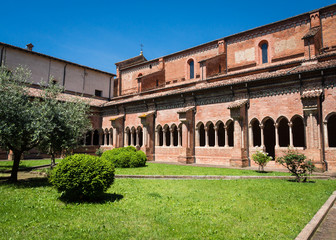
[
  {"x1": 143, "y1": 126, "x2": 147, "y2": 147},
  {"x1": 205, "y1": 126, "x2": 209, "y2": 147},
  {"x1": 124, "y1": 131, "x2": 128, "y2": 146},
  {"x1": 289, "y1": 122, "x2": 293, "y2": 147},
  {"x1": 170, "y1": 129, "x2": 174, "y2": 147},
  {"x1": 274, "y1": 123, "x2": 279, "y2": 148},
  {"x1": 224, "y1": 125, "x2": 229, "y2": 147},
  {"x1": 109, "y1": 130, "x2": 113, "y2": 146},
  {"x1": 136, "y1": 129, "x2": 140, "y2": 147},
  {"x1": 90, "y1": 130, "x2": 94, "y2": 145},
  {"x1": 178, "y1": 127, "x2": 182, "y2": 147},
  {"x1": 260, "y1": 124, "x2": 265, "y2": 148},
  {"x1": 163, "y1": 129, "x2": 167, "y2": 146},
  {"x1": 248, "y1": 124, "x2": 253, "y2": 147},
  {"x1": 195, "y1": 127, "x2": 200, "y2": 146},
  {"x1": 104, "y1": 132, "x2": 107, "y2": 146},
  {"x1": 323, "y1": 121, "x2": 329, "y2": 148},
  {"x1": 113, "y1": 128, "x2": 117, "y2": 147},
  {"x1": 155, "y1": 129, "x2": 159, "y2": 146},
  {"x1": 214, "y1": 126, "x2": 219, "y2": 147},
  {"x1": 131, "y1": 130, "x2": 135, "y2": 146}
]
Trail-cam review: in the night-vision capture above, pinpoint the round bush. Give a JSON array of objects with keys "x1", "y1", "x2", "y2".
[
  {"x1": 49, "y1": 154, "x2": 115, "y2": 199},
  {"x1": 101, "y1": 146, "x2": 147, "y2": 168}
]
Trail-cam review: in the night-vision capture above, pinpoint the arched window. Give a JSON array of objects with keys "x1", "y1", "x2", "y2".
[
  {"x1": 138, "y1": 127, "x2": 143, "y2": 147},
  {"x1": 85, "y1": 131, "x2": 92, "y2": 145},
  {"x1": 278, "y1": 118, "x2": 289, "y2": 147},
  {"x1": 188, "y1": 59, "x2": 194, "y2": 79},
  {"x1": 251, "y1": 119, "x2": 261, "y2": 147},
  {"x1": 261, "y1": 42, "x2": 268, "y2": 64},
  {"x1": 207, "y1": 123, "x2": 215, "y2": 147},
  {"x1": 165, "y1": 126, "x2": 170, "y2": 146},
  {"x1": 127, "y1": 128, "x2": 131, "y2": 146},
  {"x1": 227, "y1": 121, "x2": 234, "y2": 147},
  {"x1": 263, "y1": 118, "x2": 275, "y2": 159},
  {"x1": 327, "y1": 114, "x2": 336, "y2": 147},
  {"x1": 93, "y1": 130, "x2": 99, "y2": 145},
  {"x1": 157, "y1": 126, "x2": 163, "y2": 146},
  {"x1": 172, "y1": 125, "x2": 178, "y2": 146},
  {"x1": 292, "y1": 117, "x2": 305, "y2": 147},
  {"x1": 217, "y1": 122, "x2": 225, "y2": 147},
  {"x1": 199, "y1": 123, "x2": 205, "y2": 147}
]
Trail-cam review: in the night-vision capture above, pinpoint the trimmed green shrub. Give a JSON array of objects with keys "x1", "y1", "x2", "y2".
[
  {"x1": 276, "y1": 148, "x2": 315, "y2": 182},
  {"x1": 252, "y1": 150, "x2": 272, "y2": 172},
  {"x1": 101, "y1": 146, "x2": 147, "y2": 168},
  {"x1": 49, "y1": 154, "x2": 115, "y2": 199}
]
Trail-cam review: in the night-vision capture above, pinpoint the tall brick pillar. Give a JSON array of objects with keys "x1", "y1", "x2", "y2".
[
  {"x1": 110, "y1": 115, "x2": 125, "y2": 148},
  {"x1": 139, "y1": 111, "x2": 156, "y2": 161},
  {"x1": 177, "y1": 107, "x2": 195, "y2": 163}
]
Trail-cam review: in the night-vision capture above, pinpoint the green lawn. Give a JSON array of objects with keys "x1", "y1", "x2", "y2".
[
  {"x1": 0, "y1": 178, "x2": 335, "y2": 239},
  {"x1": 0, "y1": 159, "x2": 60, "y2": 172},
  {"x1": 115, "y1": 162, "x2": 291, "y2": 176}
]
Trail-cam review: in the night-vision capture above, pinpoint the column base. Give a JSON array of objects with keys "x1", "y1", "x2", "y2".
[
  {"x1": 230, "y1": 158, "x2": 249, "y2": 167},
  {"x1": 178, "y1": 155, "x2": 195, "y2": 164}
]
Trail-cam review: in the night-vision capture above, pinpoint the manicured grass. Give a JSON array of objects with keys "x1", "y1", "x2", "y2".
[
  {"x1": 0, "y1": 178, "x2": 335, "y2": 239},
  {"x1": 115, "y1": 162, "x2": 291, "y2": 176},
  {"x1": 0, "y1": 159, "x2": 60, "y2": 171}
]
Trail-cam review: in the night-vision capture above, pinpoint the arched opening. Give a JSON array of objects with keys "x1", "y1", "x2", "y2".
[
  {"x1": 105, "y1": 129, "x2": 109, "y2": 145},
  {"x1": 227, "y1": 121, "x2": 234, "y2": 147},
  {"x1": 327, "y1": 114, "x2": 336, "y2": 147},
  {"x1": 263, "y1": 118, "x2": 275, "y2": 159},
  {"x1": 218, "y1": 122, "x2": 225, "y2": 147},
  {"x1": 292, "y1": 116, "x2": 305, "y2": 147},
  {"x1": 251, "y1": 119, "x2": 261, "y2": 147},
  {"x1": 260, "y1": 41, "x2": 268, "y2": 64},
  {"x1": 138, "y1": 127, "x2": 143, "y2": 147},
  {"x1": 278, "y1": 118, "x2": 289, "y2": 147},
  {"x1": 199, "y1": 123, "x2": 205, "y2": 147},
  {"x1": 172, "y1": 125, "x2": 178, "y2": 146},
  {"x1": 157, "y1": 126, "x2": 163, "y2": 146},
  {"x1": 126, "y1": 128, "x2": 131, "y2": 146},
  {"x1": 109, "y1": 129, "x2": 113, "y2": 146},
  {"x1": 165, "y1": 126, "x2": 170, "y2": 146},
  {"x1": 178, "y1": 124, "x2": 183, "y2": 146},
  {"x1": 93, "y1": 130, "x2": 99, "y2": 145},
  {"x1": 188, "y1": 59, "x2": 194, "y2": 79},
  {"x1": 208, "y1": 123, "x2": 215, "y2": 147},
  {"x1": 132, "y1": 128, "x2": 137, "y2": 146},
  {"x1": 85, "y1": 131, "x2": 91, "y2": 145}
]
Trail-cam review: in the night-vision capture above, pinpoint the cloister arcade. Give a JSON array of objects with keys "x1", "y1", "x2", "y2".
[
  {"x1": 84, "y1": 128, "x2": 113, "y2": 146},
  {"x1": 249, "y1": 115, "x2": 306, "y2": 158},
  {"x1": 156, "y1": 124, "x2": 183, "y2": 147}
]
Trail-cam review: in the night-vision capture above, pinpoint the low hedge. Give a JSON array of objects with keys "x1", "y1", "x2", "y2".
[
  {"x1": 101, "y1": 146, "x2": 147, "y2": 168},
  {"x1": 49, "y1": 154, "x2": 115, "y2": 200}
]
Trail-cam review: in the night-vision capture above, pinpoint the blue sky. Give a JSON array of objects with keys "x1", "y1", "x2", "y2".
[{"x1": 1, "y1": 0, "x2": 335, "y2": 73}]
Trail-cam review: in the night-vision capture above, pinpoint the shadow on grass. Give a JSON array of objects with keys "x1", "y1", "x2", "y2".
[
  {"x1": 0, "y1": 176, "x2": 51, "y2": 188},
  {"x1": 287, "y1": 179, "x2": 316, "y2": 183},
  {"x1": 255, "y1": 170, "x2": 274, "y2": 174},
  {"x1": 59, "y1": 192, "x2": 124, "y2": 204}
]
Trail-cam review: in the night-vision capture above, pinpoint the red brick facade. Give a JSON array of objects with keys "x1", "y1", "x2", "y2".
[{"x1": 89, "y1": 4, "x2": 336, "y2": 172}]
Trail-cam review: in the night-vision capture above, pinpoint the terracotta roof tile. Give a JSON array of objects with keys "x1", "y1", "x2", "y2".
[
  {"x1": 301, "y1": 89, "x2": 322, "y2": 98},
  {"x1": 228, "y1": 99, "x2": 248, "y2": 109}
]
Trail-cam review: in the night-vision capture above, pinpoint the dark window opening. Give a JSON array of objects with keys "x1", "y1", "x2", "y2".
[
  {"x1": 138, "y1": 128, "x2": 143, "y2": 147},
  {"x1": 218, "y1": 123, "x2": 225, "y2": 147},
  {"x1": 278, "y1": 118, "x2": 289, "y2": 147},
  {"x1": 127, "y1": 130, "x2": 131, "y2": 146},
  {"x1": 199, "y1": 124, "x2": 205, "y2": 147},
  {"x1": 165, "y1": 127, "x2": 170, "y2": 146},
  {"x1": 252, "y1": 120, "x2": 261, "y2": 147},
  {"x1": 93, "y1": 130, "x2": 99, "y2": 145},
  {"x1": 156, "y1": 79, "x2": 159, "y2": 87},
  {"x1": 173, "y1": 126, "x2": 178, "y2": 146},
  {"x1": 292, "y1": 117, "x2": 305, "y2": 147},
  {"x1": 158, "y1": 127, "x2": 163, "y2": 146},
  {"x1": 328, "y1": 114, "x2": 336, "y2": 147},
  {"x1": 95, "y1": 90, "x2": 102, "y2": 97},
  {"x1": 263, "y1": 119, "x2": 275, "y2": 159},
  {"x1": 189, "y1": 60, "x2": 194, "y2": 79},
  {"x1": 261, "y1": 43, "x2": 268, "y2": 64},
  {"x1": 227, "y1": 121, "x2": 234, "y2": 147},
  {"x1": 208, "y1": 123, "x2": 215, "y2": 147}
]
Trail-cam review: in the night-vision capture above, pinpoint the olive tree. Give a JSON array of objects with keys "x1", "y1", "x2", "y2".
[{"x1": 0, "y1": 66, "x2": 91, "y2": 181}]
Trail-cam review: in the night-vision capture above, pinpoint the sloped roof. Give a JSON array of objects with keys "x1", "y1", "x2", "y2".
[{"x1": 302, "y1": 27, "x2": 321, "y2": 39}]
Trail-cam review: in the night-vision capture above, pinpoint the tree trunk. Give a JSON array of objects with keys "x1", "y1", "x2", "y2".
[
  {"x1": 51, "y1": 153, "x2": 55, "y2": 168},
  {"x1": 10, "y1": 151, "x2": 22, "y2": 182}
]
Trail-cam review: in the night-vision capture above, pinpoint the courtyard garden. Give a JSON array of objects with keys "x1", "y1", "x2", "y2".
[{"x1": 0, "y1": 176, "x2": 335, "y2": 239}]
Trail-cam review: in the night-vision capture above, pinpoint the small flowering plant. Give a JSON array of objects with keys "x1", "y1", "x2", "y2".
[{"x1": 252, "y1": 150, "x2": 272, "y2": 172}]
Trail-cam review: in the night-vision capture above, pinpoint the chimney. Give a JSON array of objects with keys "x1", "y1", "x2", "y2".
[{"x1": 26, "y1": 43, "x2": 34, "y2": 51}]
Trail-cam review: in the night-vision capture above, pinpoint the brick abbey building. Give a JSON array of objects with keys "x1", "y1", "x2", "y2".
[{"x1": 1, "y1": 4, "x2": 336, "y2": 171}]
